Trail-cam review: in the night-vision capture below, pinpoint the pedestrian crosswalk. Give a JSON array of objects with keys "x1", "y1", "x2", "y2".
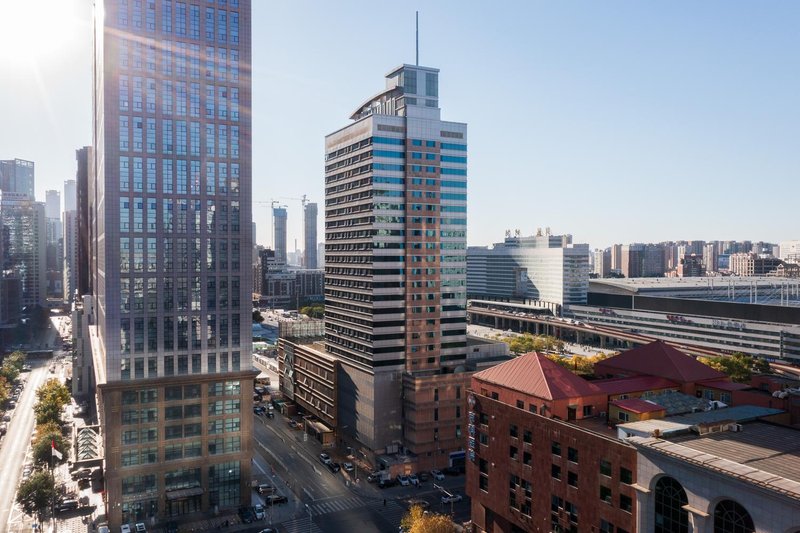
[
  {"x1": 278, "y1": 516, "x2": 324, "y2": 533},
  {"x1": 367, "y1": 498, "x2": 406, "y2": 527},
  {"x1": 307, "y1": 495, "x2": 366, "y2": 516}
]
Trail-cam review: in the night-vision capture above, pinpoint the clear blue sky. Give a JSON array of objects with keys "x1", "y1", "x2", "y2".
[{"x1": 1, "y1": 1, "x2": 798, "y2": 250}]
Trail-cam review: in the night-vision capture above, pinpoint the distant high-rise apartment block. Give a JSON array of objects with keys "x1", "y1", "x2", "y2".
[
  {"x1": 324, "y1": 63, "x2": 468, "y2": 458},
  {"x1": 729, "y1": 252, "x2": 783, "y2": 277},
  {"x1": 468, "y1": 230, "x2": 590, "y2": 308},
  {"x1": 0, "y1": 191, "x2": 46, "y2": 306},
  {"x1": 780, "y1": 240, "x2": 800, "y2": 264},
  {"x1": 303, "y1": 201, "x2": 318, "y2": 269},
  {"x1": 592, "y1": 248, "x2": 611, "y2": 278},
  {"x1": 0, "y1": 158, "x2": 35, "y2": 199},
  {"x1": 86, "y1": 1, "x2": 254, "y2": 527},
  {"x1": 272, "y1": 206, "x2": 287, "y2": 265}
]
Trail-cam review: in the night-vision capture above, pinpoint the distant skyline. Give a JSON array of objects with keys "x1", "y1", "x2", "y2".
[{"x1": 1, "y1": 1, "x2": 798, "y2": 250}]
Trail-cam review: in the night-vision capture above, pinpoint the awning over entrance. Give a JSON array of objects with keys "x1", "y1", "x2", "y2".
[{"x1": 165, "y1": 487, "x2": 204, "y2": 500}]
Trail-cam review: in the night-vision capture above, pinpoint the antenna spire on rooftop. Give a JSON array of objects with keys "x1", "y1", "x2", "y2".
[{"x1": 415, "y1": 11, "x2": 419, "y2": 66}]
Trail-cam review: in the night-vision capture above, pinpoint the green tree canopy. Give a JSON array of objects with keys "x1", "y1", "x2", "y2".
[
  {"x1": 32, "y1": 422, "x2": 68, "y2": 466},
  {"x1": 16, "y1": 470, "x2": 57, "y2": 520},
  {"x1": 299, "y1": 304, "x2": 324, "y2": 319},
  {"x1": 252, "y1": 310, "x2": 265, "y2": 323},
  {"x1": 698, "y1": 352, "x2": 760, "y2": 383},
  {"x1": 0, "y1": 350, "x2": 26, "y2": 383}
]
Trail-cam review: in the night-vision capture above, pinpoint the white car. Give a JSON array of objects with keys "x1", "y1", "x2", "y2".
[
  {"x1": 134, "y1": 524, "x2": 147, "y2": 533},
  {"x1": 319, "y1": 453, "x2": 332, "y2": 465},
  {"x1": 408, "y1": 474, "x2": 420, "y2": 486},
  {"x1": 342, "y1": 462, "x2": 354, "y2": 473},
  {"x1": 120, "y1": 525, "x2": 131, "y2": 533},
  {"x1": 430, "y1": 469, "x2": 445, "y2": 481},
  {"x1": 441, "y1": 493, "x2": 463, "y2": 504},
  {"x1": 253, "y1": 504, "x2": 265, "y2": 520},
  {"x1": 396, "y1": 475, "x2": 410, "y2": 486}
]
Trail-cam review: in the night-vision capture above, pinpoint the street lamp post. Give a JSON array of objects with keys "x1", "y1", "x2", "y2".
[
  {"x1": 305, "y1": 503, "x2": 312, "y2": 533},
  {"x1": 433, "y1": 483, "x2": 456, "y2": 518}
]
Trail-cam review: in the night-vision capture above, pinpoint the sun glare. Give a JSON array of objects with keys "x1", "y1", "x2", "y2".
[{"x1": 0, "y1": 0, "x2": 84, "y2": 68}]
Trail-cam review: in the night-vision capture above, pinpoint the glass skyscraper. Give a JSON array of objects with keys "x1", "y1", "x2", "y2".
[{"x1": 90, "y1": 1, "x2": 254, "y2": 527}]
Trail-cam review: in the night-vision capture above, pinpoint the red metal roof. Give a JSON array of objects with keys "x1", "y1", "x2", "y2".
[
  {"x1": 474, "y1": 352, "x2": 602, "y2": 401},
  {"x1": 611, "y1": 398, "x2": 666, "y2": 414},
  {"x1": 595, "y1": 340, "x2": 726, "y2": 383},
  {"x1": 697, "y1": 379, "x2": 750, "y2": 392},
  {"x1": 593, "y1": 375, "x2": 679, "y2": 396}
]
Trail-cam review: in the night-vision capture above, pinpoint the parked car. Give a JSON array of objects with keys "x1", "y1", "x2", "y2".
[
  {"x1": 134, "y1": 524, "x2": 147, "y2": 533},
  {"x1": 319, "y1": 452, "x2": 331, "y2": 464},
  {"x1": 56, "y1": 499, "x2": 79, "y2": 513},
  {"x1": 378, "y1": 478, "x2": 397, "y2": 489},
  {"x1": 396, "y1": 475, "x2": 410, "y2": 486},
  {"x1": 121, "y1": 525, "x2": 132, "y2": 533},
  {"x1": 71, "y1": 468, "x2": 92, "y2": 481},
  {"x1": 408, "y1": 474, "x2": 420, "y2": 486},
  {"x1": 238, "y1": 507, "x2": 254, "y2": 524},
  {"x1": 257, "y1": 484, "x2": 275, "y2": 495},
  {"x1": 342, "y1": 462, "x2": 354, "y2": 473},
  {"x1": 418, "y1": 471, "x2": 430, "y2": 482},
  {"x1": 253, "y1": 503, "x2": 265, "y2": 520},
  {"x1": 265, "y1": 494, "x2": 288, "y2": 505},
  {"x1": 441, "y1": 493, "x2": 463, "y2": 504},
  {"x1": 327, "y1": 462, "x2": 341, "y2": 473},
  {"x1": 367, "y1": 472, "x2": 381, "y2": 483}
]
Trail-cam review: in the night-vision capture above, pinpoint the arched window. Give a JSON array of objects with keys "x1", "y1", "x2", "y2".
[
  {"x1": 714, "y1": 500, "x2": 755, "y2": 533},
  {"x1": 654, "y1": 476, "x2": 689, "y2": 533}
]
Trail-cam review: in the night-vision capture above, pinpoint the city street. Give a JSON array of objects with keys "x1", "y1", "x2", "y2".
[
  {"x1": 251, "y1": 410, "x2": 471, "y2": 533},
  {"x1": 0, "y1": 362, "x2": 51, "y2": 529}
]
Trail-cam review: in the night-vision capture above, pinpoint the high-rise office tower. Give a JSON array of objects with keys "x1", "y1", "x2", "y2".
[
  {"x1": 45, "y1": 189, "x2": 64, "y2": 297},
  {"x1": 272, "y1": 206, "x2": 287, "y2": 265},
  {"x1": 63, "y1": 180, "x2": 78, "y2": 303},
  {"x1": 324, "y1": 64, "x2": 467, "y2": 455},
  {"x1": 75, "y1": 147, "x2": 92, "y2": 298},
  {"x1": 90, "y1": 1, "x2": 254, "y2": 527},
  {"x1": 0, "y1": 191, "x2": 46, "y2": 306},
  {"x1": 303, "y1": 201, "x2": 317, "y2": 269},
  {"x1": 0, "y1": 158, "x2": 35, "y2": 199}
]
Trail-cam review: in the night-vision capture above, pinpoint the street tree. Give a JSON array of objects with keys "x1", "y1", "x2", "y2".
[
  {"x1": 32, "y1": 422, "x2": 68, "y2": 466},
  {"x1": 0, "y1": 376, "x2": 9, "y2": 405},
  {"x1": 16, "y1": 470, "x2": 57, "y2": 520},
  {"x1": 401, "y1": 506, "x2": 456, "y2": 533},
  {"x1": 252, "y1": 310, "x2": 264, "y2": 323},
  {"x1": 34, "y1": 379, "x2": 71, "y2": 426},
  {"x1": 0, "y1": 350, "x2": 26, "y2": 383}
]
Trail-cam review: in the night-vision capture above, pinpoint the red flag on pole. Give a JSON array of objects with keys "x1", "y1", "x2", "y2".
[{"x1": 52, "y1": 439, "x2": 63, "y2": 460}]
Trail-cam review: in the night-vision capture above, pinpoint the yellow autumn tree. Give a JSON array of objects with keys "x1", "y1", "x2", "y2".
[{"x1": 400, "y1": 505, "x2": 456, "y2": 533}]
